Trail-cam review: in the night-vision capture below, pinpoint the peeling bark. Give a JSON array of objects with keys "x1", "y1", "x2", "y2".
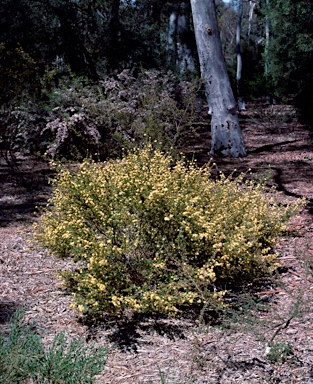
[{"x1": 190, "y1": 0, "x2": 246, "y2": 157}]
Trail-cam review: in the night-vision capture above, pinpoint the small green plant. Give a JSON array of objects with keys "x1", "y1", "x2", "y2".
[
  {"x1": 34, "y1": 145, "x2": 304, "y2": 319},
  {"x1": 0, "y1": 310, "x2": 108, "y2": 383},
  {"x1": 158, "y1": 366, "x2": 168, "y2": 384},
  {"x1": 265, "y1": 341, "x2": 294, "y2": 363}
]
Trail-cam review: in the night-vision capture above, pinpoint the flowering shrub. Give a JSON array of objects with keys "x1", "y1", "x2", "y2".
[
  {"x1": 3, "y1": 69, "x2": 200, "y2": 160},
  {"x1": 34, "y1": 146, "x2": 303, "y2": 318}
]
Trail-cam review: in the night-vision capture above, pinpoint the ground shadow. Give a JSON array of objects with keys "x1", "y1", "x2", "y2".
[
  {"x1": 0, "y1": 197, "x2": 50, "y2": 227},
  {"x1": 81, "y1": 312, "x2": 190, "y2": 352},
  {"x1": 0, "y1": 156, "x2": 53, "y2": 227},
  {"x1": 0, "y1": 301, "x2": 20, "y2": 324},
  {"x1": 272, "y1": 166, "x2": 313, "y2": 214}
]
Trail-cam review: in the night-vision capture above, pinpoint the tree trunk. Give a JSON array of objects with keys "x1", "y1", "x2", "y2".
[
  {"x1": 236, "y1": 0, "x2": 246, "y2": 110},
  {"x1": 264, "y1": 0, "x2": 270, "y2": 104},
  {"x1": 166, "y1": 1, "x2": 195, "y2": 74},
  {"x1": 190, "y1": 0, "x2": 246, "y2": 157},
  {"x1": 247, "y1": 0, "x2": 256, "y2": 41},
  {"x1": 166, "y1": 7, "x2": 178, "y2": 68},
  {"x1": 176, "y1": 2, "x2": 196, "y2": 74}
]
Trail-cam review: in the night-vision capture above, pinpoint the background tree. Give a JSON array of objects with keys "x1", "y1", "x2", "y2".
[
  {"x1": 166, "y1": 0, "x2": 196, "y2": 75},
  {"x1": 267, "y1": 0, "x2": 313, "y2": 123},
  {"x1": 264, "y1": 0, "x2": 270, "y2": 103},
  {"x1": 190, "y1": 0, "x2": 246, "y2": 157},
  {"x1": 236, "y1": 0, "x2": 246, "y2": 110}
]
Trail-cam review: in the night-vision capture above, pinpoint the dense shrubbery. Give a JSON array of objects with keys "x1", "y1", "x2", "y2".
[
  {"x1": 1, "y1": 69, "x2": 199, "y2": 161},
  {"x1": 0, "y1": 310, "x2": 107, "y2": 383},
  {"x1": 0, "y1": 43, "x2": 41, "y2": 161},
  {"x1": 0, "y1": 42, "x2": 40, "y2": 105},
  {"x1": 34, "y1": 146, "x2": 302, "y2": 319}
]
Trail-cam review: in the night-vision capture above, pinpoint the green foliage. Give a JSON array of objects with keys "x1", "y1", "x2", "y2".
[
  {"x1": 0, "y1": 0, "x2": 58, "y2": 63},
  {"x1": 0, "y1": 310, "x2": 108, "y2": 384},
  {"x1": 0, "y1": 310, "x2": 43, "y2": 383},
  {"x1": 268, "y1": 0, "x2": 313, "y2": 122},
  {"x1": 34, "y1": 146, "x2": 303, "y2": 319},
  {"x1": 241, "y1": 48, "x2": 268, "y2": 101},
  {"x1": 0, "y1": 42, "x2": 41, "y2": 165},
  {"x1": 0, "y1": 43, "x2": 40, "y2": 105}
]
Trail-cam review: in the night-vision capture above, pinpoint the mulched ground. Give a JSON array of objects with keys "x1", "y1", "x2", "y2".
[{"x1": 0, "y1": 103, "x2": 313, "y2": 383}]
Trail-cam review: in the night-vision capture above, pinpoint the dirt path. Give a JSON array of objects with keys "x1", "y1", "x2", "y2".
[{"x1": 1, "y1": 105, "x2": 313, "y2": 383}]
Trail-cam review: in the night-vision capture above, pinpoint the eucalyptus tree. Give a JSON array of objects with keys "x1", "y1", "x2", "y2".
[
  {"x1": 190, "y1": 0, "x2": 246, "y2": 157},
  {"x1": 166, "y1": 0, "x2": 196, "y2": 75},
  {"x1": 264, "y1": 0, "x2": 270, "y2": 103},
  {"x1": 247, "y1": 0, "x2": 257, "y2": 41},
  {"x1": 236, "y1": 0, "x2": 245, "y2": 110}
]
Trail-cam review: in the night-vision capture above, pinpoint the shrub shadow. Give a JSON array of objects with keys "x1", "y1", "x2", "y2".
[
  {"x1": 80, "y1": 281, "x2": 276, "y2": 353},
  {"x1": 81, "y1": 312, "x2": 189, "y2": 352}
]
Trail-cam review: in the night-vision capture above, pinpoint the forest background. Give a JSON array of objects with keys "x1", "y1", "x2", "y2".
[{"x1": 1, "y1": 0, "x2": 313, "y2": 161}]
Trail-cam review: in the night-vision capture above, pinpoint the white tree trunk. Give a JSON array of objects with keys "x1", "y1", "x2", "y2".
[
  {"x1": 247, "y1": 0, "x2": 256, "y2": 41},
  {"x1": 265, "y1": 0, "x2": 270, "y2": 104},
  {"x1": 190, "y1": 0, "x2": 246, "y2": 157},
  {"x1": 166, "y1": 11, "x2": 177, "y2": 67},
  {"x1": 177, "y1": 8, "x2": 196, "y2": 73},
  {"x1": 166, "y1": 1, "x2": 195, "y2": 74},
  {"x1": 236, "y1": 0, "x2": 246, "y2": 110}
]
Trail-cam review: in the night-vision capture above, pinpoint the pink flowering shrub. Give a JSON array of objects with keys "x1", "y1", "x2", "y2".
[
  {"x1": 97, "y1": 69, "x2": 199, "y2": 153},
  {"x1": 2, "y1": 70, "x2": 201, "y2": 160}
]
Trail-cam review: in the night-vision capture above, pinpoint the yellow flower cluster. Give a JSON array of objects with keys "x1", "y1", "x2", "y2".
[{"x1": 34, "y1": 145, "x2": 304, "y2": 318}]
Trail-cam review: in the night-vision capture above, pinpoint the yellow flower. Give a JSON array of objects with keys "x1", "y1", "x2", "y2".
[{"x1": 78, "y1": 305, "x2": 85, "y2": 313}]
